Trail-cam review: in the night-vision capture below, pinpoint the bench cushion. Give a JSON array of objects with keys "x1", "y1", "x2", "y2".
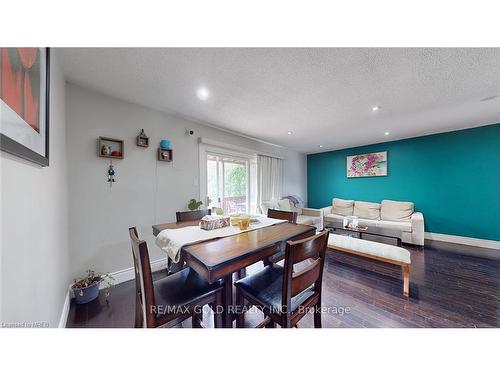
[{"x1": 328, "y1": 234, "x2": 411, "y2": 264}]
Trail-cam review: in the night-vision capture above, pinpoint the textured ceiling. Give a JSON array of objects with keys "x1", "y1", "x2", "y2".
[{"x1": 58, "y1": 48, "x2": 500, "y2": 153}]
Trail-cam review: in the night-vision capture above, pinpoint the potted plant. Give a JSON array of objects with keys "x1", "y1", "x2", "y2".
[
  {"x1": 187, "y1": 198, "x2": 203, "y2": 211},
  {"x1": 72, "y1": 269, "x2": 114, "y2": 304}
]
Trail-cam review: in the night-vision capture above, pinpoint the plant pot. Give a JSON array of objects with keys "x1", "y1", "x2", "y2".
[{"x1": 73, "y1": 282, "x2": 100, "y2": 304}]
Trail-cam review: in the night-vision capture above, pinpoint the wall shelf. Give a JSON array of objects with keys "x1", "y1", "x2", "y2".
[
  {"x1": 157, "y1": 148, "x2": 173, "y2": 162},
  {"x1": 97, "y1": 137, "x2": 124, "y2": 159}
]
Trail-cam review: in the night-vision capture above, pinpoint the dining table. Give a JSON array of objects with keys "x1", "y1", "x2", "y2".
[{"x1": 152, "y1": 219, "x2": 316, "y2": 327}]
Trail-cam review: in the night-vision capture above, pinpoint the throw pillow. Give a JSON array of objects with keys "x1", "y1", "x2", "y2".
[
  {"x1": 380, "y1": 200, "x2": 414, "y2": 221},
  {"x1": 332, "y1": 198, "x2": 354, "y2": 216},
  {"x1": 353, "y1": 201, "x2": 381, "y2": 220}
]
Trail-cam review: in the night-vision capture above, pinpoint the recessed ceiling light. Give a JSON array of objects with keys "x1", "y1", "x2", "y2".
[
  {"x1": 372, "y1": 105, "x2": 381, "y2": 111},
  {"x1": 318, "y1": 145, "x2": 324, "y2": 148},
  {"x1": 287, "y1": 131, "x2": 293, "y2": 135},
  {"x1": 384, "y1": 131, "x2": 390, "y2": 136},
  {"x1": 480, "y1": 95, "x2": 499, "y2": 102},
  {"x1": 196, "y1": 87, "x2": 210, "y2": 101}
]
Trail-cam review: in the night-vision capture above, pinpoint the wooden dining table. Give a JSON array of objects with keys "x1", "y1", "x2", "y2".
[{"x1": 152, "y1": 220, "x2": 316, "y2": 327}]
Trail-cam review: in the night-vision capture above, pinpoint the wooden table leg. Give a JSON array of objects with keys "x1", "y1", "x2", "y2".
[
  {"x1": 222, "y1": 274, "x2": 233, "y2": 328},
  {"x1": 402, "y1": 264, "x2": 410, "y2": 298}
]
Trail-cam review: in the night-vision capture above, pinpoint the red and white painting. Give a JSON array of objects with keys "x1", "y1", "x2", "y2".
[
  {"x1": 1, "y1": 48, "x2": 41, "y2": 132},
  {"x1": 0, "y1": 47, "x2": 49, "y2": 166}
]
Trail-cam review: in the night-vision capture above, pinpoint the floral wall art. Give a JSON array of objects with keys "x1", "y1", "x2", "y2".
[{"x1": 347, "y1": 151, "x2": 387, "y2": 177}]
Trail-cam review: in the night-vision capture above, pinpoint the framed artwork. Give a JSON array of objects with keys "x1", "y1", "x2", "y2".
[
  {"x1": 0, "y1": 48, "x2": 50, "y2": 166},
  {"x1": 347, "y1": 151, "x2": 387, "y2": 178}
]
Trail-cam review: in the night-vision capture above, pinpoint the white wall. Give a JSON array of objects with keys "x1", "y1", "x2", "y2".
[
  {"x1": 1, "y1": 52, "x2": 69, "y2": 327},
  {"x1": 284, "y1": 148, "x2": 307, "y2": 203},
  {"x1": 66, "y1": 84, "x2": 307, "y2": 277}
]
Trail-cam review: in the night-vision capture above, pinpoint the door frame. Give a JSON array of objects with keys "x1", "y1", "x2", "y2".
[{"x1": 199, "y1": 142, "x2": 256, "y2": 212}]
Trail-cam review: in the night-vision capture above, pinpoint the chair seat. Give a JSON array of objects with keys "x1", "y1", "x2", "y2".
[
  {"x1": 235, "y1": 264, "x2": 315, "y2": 314},
  {"x1": 153, "y1": 267, "x2": 222, "y2": 317}
]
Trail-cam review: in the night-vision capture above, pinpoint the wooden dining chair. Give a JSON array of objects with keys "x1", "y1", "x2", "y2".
[
  {"x1": 176, "y1": 209, "x2": 211, "y2": 222},
  {"x1": 129, "y1": 227, "x2": 223, "y2": 328},
  {"x1": 265, "y1": 208, "x2": 298, "y2": 265},
  {"x1": 235, "y1": 230, "x2": 329, "y2": 328},
  {"x1": 164, "y1": 209, "x2": 212, "y2": 274},
  {"x1": 267, "y1": 208, "x2": 297, "y2": 223},
  {"x1": 235, "y1": 208, "x2": 293, "y2": 279}
]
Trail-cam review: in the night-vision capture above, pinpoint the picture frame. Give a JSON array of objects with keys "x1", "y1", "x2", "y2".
[
  {"x1": 0, "y1": 48, "x2": 50, "y2": 166},
  {"x1": 347, "y1": 151, "x2": 387, "y2": 178}
]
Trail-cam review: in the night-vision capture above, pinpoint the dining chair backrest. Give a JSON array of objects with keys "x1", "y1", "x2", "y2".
[
  {"x1": 129, "y1": 227, "x2": 156, "y2": 328},
  {"x1": 176, "y1": 209, "x2": 212, "y2": 222},
  {"x1": 282, "y1": 230, "x2": 329, "y2": 315},
  {"x1": 267, "y1": 208, "x2": 297, "y2": 224}
]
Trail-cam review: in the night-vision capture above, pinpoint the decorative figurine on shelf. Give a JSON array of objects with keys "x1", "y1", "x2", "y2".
[
  {"x1": 107, "y1": 162, "x2": 116, "y2": 186},
  {"x1": 101, "y1": 144, "x2": 111, "y2": 156}
]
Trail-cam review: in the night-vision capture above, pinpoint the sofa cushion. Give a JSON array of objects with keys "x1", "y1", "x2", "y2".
[
  {"x1": 331, "y1": 198, "x2": 354, "y2": 216},
  {"x1": 377, "y1": 219, "x2": 412, "y2": 233},
  {"x1": 297, "y1": 215, "x2": 321, "y2": 226},
  {"x1": 260, "y1": 200, "x2": 276, "y2": 215},
  {"x1": 323, "y1": 213, "x2": 344, "y2": 223},
  {"x1": 380, "y1": 200, "x2": 414, "y2": 221},
  {"x1": 277, "y1": 198, "x2": 292, "y2": 212},
  {"x1": 353, "y1": 201, "x2": 381, "y2": 220},
  {"x1": 324, "y1": 213, "x2": 376, "y2": 228}
]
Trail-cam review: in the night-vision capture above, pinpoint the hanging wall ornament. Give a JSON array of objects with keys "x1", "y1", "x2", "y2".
[
  {"x1": 136, "y1": 129, "x2": 149, "y2": 147},
  {"x1": 107, "y1": 161, "x2": 116, "y2": 187}
]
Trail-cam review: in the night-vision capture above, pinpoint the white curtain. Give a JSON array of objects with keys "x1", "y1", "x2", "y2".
[{"x1": 257, "y1": 155, "x2": 284, "y2": 208}]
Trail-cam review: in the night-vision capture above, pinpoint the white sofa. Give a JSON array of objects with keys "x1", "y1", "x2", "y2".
[
  {"x1": 260, "y1": 198, "x2": 323, "y2": 230},
  {"x1": 322, "y1": 198, "x2": 424, "y2": 246}
]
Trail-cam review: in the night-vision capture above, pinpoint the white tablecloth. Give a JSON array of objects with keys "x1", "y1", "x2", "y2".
[{"x1": 155, "y1": 216, "x2": 287, "y2": 263}]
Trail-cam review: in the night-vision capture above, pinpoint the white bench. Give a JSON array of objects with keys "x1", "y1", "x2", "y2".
[{"x1": 328, "y1": 234, "x2": 411, "y2": 297}]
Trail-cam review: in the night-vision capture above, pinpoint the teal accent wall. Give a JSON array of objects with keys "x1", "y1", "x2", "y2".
[{"x1": 307, "y1": 124, "x2": 500, "y2": 241}]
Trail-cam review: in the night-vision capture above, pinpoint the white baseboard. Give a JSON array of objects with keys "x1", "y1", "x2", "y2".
[
  {"x1": 425, "y1": 232, "x2": 500, "y2": 251},
  {"x1": 100, "y1": 258, "x2": 169, "y2": 289},
  {"x1": 58, "y1": 286, "x2": 71, "y2": 328},
  {"x1": 58, "y1": 258, "x2": 169, "y2": 328}
]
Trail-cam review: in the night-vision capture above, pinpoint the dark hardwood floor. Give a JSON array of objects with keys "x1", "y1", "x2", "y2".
[{"x1": 66, "y1": 245, "x2": 499, "y2": 328}]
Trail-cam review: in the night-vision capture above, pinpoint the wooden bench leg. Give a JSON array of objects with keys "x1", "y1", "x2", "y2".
[{"x1": 402, "y1": 264, "x2": 410, "y2": 298}]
